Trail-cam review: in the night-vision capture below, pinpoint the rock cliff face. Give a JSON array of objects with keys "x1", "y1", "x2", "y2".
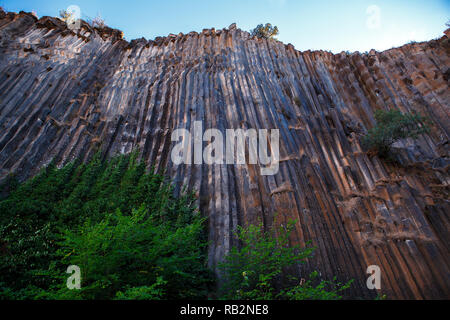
[{"x1": 0, "y1": 10, "x2": 449, "y2": 299}]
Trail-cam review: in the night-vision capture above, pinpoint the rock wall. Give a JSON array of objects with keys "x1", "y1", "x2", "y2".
[{"x1": 0, "y1": 10, "x2": 449, "y2": 299}]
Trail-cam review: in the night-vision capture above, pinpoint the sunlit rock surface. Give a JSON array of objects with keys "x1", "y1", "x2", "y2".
[{"x1": 0, "y1": 10, "x2": 449, "y2": 299}]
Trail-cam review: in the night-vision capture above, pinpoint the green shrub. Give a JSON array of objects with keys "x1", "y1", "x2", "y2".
[
  {"x1": 362, "y1": 109, "x2": 430, "y2": 158},
  {"x1": 115, "y1": 277, "x2": 167, "y2": 300},
  {"x1": 53, "y1": 205, "x2": 210, "y2": 300},
  {"x1": 0, "y1": 152, "x2": 213, "y2": 300},
  {"x1": 250, "y1": 23, "x2": 279, "y2": 40},
  {"x1": 218, "y1": 221, "x2": 353, "y2": 300},
  {"x1": 280, "y1": 271, "x2": 353, "y2": 300}
]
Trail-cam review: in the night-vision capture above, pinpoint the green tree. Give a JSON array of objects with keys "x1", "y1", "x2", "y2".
[
  {"x1": 52, "y1": 205, "x2": 210, "y2": 300},
  {"x1": 218, "y1": 221, "x2": 353, "y2": 300},
  {"x1": 362, "y1": 109, "x2": 430, "y2": 158},
  {"x1": 59, "y1": 9, "x2": 73, "y2": 22},
  {"x1": 250, "y1": 23, "x2": 279, "y2": 40},
  {"x1": 0, "y1": 152, "x2": 213, "y2": 300}
]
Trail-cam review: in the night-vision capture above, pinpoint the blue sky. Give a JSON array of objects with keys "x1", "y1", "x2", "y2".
[{"x1": 2, "y1": 0, "x2": 449, "y2": 53}]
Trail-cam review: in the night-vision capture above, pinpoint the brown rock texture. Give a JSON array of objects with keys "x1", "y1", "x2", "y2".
[{"x1": 0, "y1": 10, "x2": 449, "y2": 299}]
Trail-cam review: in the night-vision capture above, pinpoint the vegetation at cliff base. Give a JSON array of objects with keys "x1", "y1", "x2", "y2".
[
  {"x1": 218, "y1": 221, "x2": 353, "y2": 300},
  {"x1": 0, "y1": 153, "x2": 213, "y2": 299},
  {"x1": 0, "y1": 152, "x2": 352, "y2": 300},
  {"x1": 362, "y1": 109, "x2": 430, "y2": 158}
]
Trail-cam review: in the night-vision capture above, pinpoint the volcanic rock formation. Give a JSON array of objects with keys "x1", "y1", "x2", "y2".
[{"x1": 0, "y1": 9, "x2": 449, "y2": 299}]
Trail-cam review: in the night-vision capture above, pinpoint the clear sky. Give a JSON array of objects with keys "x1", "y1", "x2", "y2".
[{"x1": 2, "y1": 0, "x2": 449, "y2": 53}]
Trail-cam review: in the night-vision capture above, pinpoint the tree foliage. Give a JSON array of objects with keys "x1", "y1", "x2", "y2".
[
  {"x1": 218, "y1": 221, "x2": 353, "y2": 300},
  {"x1": 59, "y1": 10, "x2": 73, "y2": 22},
  {"x1": 250, "y1": 23, "x2": 279, "y2": 40},
  {"x1": 0, "y1": 152, "x2": 213, "y2": 300},
  {"x1": 362, "y1": 109, "x2": 430, "y2": 158},
  {"x1": 0, "y1": 152, "x2": 354, "y2": 300}
]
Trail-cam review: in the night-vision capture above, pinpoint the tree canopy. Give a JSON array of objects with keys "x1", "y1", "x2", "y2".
[{"x1": 250, "y1": 23, "x2": 279, "y2": 40}]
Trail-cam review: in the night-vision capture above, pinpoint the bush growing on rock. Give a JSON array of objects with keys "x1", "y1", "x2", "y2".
[
  {"x1": 362, "y1": 109, "x2": 430, "y2": 158},
  {"x1": 218, "y1": 221, "x2": 353, "y2": 300},
  {"x1": 58, "y1": 10, "x2": 72, "y2": 22},
  {"x1": 250, "y1": 23, "x2": 279, "y2": 40},
  {"x1": 88, "y1": 14, "x2": 106, "y2": 29}
]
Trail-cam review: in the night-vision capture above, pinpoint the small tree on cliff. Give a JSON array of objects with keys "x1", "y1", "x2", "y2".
[
  {"x1": 88, "y1": 14, "x2": 106, "y2": 28},
  {"x1": 59, "y1": 9, "x2": 72, "y2": 22},
  {"x1": 362, "y1": 109, "x2": 430, "y2": 158},
  {"x1": 218, "y1": 221, "x2": 353, "y2": 300},
  {"x1": 250, "y1": 23, "x2": 279, "y2": 40}
]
